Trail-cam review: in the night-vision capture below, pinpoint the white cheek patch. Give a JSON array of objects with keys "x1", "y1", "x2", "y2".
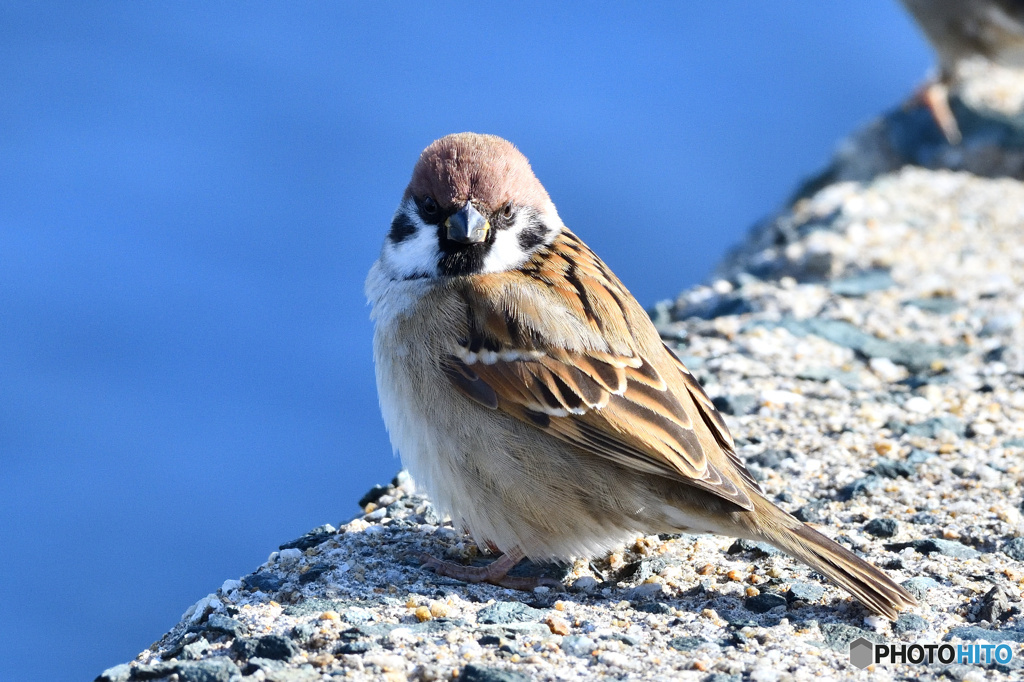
[
  {"x1": 380, "y1": 203, "x2": 440, "y2": 281},
  {"x1": 481, "y1": 224, "x2": 530, "y2": 273},
  {"x1": 480, "y1": 210, "x2": 556, "y2": 274}
]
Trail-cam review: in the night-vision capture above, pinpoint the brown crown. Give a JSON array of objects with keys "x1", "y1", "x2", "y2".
[{"x1": 406, "y1": 133, "x2": 553, "y2": 213}]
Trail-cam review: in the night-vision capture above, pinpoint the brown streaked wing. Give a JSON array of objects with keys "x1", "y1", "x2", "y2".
[
  {"x1": 444, "y1": 231, "x2": 754, "y2": 511},
  {"x1": 663, "y1": 343, "x2": 763, "y2": 493}
]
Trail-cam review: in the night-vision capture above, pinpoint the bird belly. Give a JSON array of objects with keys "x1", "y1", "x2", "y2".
[{"x1": 373, "y1": 334, "x2": 657, "y2": 560}]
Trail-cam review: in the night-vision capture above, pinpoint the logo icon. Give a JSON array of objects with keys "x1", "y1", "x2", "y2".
[{"x1": 849, "y1": 637, "x2": 874, "y2": 669}]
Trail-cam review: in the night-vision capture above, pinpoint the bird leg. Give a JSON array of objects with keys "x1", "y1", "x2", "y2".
[
  {"x1": 910, "y1": 78, "x2": 962, "y2": 145},
  {"x1": 414, "y1": 550, "x2": 562, "y2": 591}
]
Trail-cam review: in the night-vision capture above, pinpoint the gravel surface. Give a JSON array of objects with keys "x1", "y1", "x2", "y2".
[{"x1": 98, "y1": 127, "x2": 1024, "y2": 682}]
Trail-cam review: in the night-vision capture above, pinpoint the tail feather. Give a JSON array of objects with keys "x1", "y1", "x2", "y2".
[{"x1": 748, "y1": 496, "x2": 917, "y2": 620}]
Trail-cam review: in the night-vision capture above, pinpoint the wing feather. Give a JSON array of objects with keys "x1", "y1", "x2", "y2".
[{"x1": 446, "y1": 230, "x2": 757, "y2": 511}]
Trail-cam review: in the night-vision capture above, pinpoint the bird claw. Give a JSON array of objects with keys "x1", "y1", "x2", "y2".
[{"x1": 413, "y1": 551, "x2": 562, "y2": 591}]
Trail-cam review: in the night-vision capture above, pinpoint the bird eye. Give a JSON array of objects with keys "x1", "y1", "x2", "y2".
[
  {"x1": 502, "y1": 202, "x2": 514, "y2": 218},
  {"x1": 422, "y1": 196, "x2": 438, "y2": 215}
]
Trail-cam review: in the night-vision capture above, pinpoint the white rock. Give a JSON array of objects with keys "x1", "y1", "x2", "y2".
[
  {"x1": 904, "y1": 396, "x2": 932, "y2": 414},
  {"x1": 182, "y1": 594, "x2": 222, "y2": 623},
  {"x1": 572, "y1": 576, "x2": 599, "y2": 592},
  {"x1": 364, "y1": 654, "x2": 407, "y2": 672},
  {"x1": 278, "y1": 548, "x2": 303, "y2": 562},
  {"x1": 220, "y1": 579, "x2": 242, "y2": 594},
  {"x1": 750, "y1": 667, "x2": 780, "y2": 682},
  {"x1": 364, "y1": 507, "x2": 387, "y2": 521},
  {"x1": 971, "y1": 421, "x2": 996, "y2": 437},
  {"x1": 863, "y1": 614, "x2": 887, "y2": 632},
  {"x1": 598, "y1": 651, "x2": 633, "y2": 668},
  {"x1": 388, "y1": 627, "x2": 416, "y2": 643},
  {"x1": 869, "y1": 357, "x2": 904, "y2": 382},
  {"x1": 458, "y1": 641, "x2": 482, "y2": 659},
  {"x1": 761, "y1": 389, "x2": 805, "y2": 405}
]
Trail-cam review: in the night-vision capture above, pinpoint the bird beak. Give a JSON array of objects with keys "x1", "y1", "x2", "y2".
[{"x1": 445, "y1": 203, "x2": 490, "y2": 244}]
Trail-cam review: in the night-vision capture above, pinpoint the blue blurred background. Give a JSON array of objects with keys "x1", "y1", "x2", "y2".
[{"x1": 1, "y1": 3, "x2": 931, "y2": 680}]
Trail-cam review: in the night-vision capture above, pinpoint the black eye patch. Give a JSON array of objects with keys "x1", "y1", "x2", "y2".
[
  {"x1": 388, "y1": 212, "x2": 418, "y2": 243},
  {"x1": 516, "y1": 213, "x2": 549, "y2": 250}
]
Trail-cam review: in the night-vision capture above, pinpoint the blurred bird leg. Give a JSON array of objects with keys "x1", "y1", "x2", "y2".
[{"x1": 910, "y1": 78, "x2": 962, "y2": 144}]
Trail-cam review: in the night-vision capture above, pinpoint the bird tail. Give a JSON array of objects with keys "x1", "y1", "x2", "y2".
[{"x1": 744, "y1": 494, "x2": 917, "y2": 620}]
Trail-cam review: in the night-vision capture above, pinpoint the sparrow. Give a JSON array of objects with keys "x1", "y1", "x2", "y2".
[
  {"x1": 900, "y1": 0, "x2": 1024, "y2": 143},
  {"x1": 365, "y1": 133, "x2": 916, "y2": 619}
]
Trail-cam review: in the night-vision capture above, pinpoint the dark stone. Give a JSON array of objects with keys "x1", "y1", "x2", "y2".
[
  {"x1": 476, "y1": 602, "x2": 544, "y2": 625},
  {"x1": 786, "y1": 582, "x2": 825, "y2": 604},
  {"x1": 334, "y1": 640, "x2": 373, "y2": 655},
  {"x1": 129, "y1": 662, "x2": 180, "y2": 680},
  {"x1": 903, "y1": 297, "x2": 959, "y2": 314},
  {"x1": 619, "y1": 557, "x2": 669, "y2": 583},
  {"x1": 231, "y1": 637, "x2": 260, "y2": 659},
  {"x1": 871, "y1": 458, "x2": 915, "y2": 479},
  {"x1": 560, "y1": 635, "x2": 596, "y2": 658},
  {"x1": 703, "y1": 675, "x2": 742, "y2": 682},
  {"x1": 838, "y1": 475, "x2": 883, "y2": 500},
  {"x1": 1001, "y1": 537, "x2": 1024, "y2": 561},
  {"x1": 253, "y1": 634, "x2": 300, "y2": 660},
  {"x1": 94, "y1": 664, "x2": 131, "y2": 682},
  {"x1": 977, "y1": 587, "x2": 1011, "y2": 623},
  {"x1": 904, "y1": 416, "x2": 966, "y2": 439},
  {"x1": 748, "y1": 449, "x2": 787, "y2": 469},
  {"x1": 727, "y1": 538, "x2": 782, "y2": 557},
  {"x1": 637, "y1": 601, "x2": 672, "y2": 614},
  {"x1": 893, "y1": 614, "x2": 927, "y2": 635},
  {"x1": 820, "y1": 623, "x2": 882, "y2": 652},
  {"x1": 678, "y1": 295, "x2": 753, "y2": 320},
  {"x1": 291, "y1": 622, "x2": 317, "y2": 644},
  {"x1": 669, "y1": 636, "x2": 707, "y2": 652},
  {"x1": 901, "y1": 577, "x2": 940, "y2": 601},
  {"x1": 280, "y1": 524, "x2": 336, "y2": 551},
  {"x1": 769, "y1": 317, "x2": 966, "y2": 373},
  {"x1": 909, "y1": 512, "x2": 939, "y2": 525},
  {"x1": 477, "y1": 635, "x2": 502, "y2": 646},
  {"x1": 745, "y1": 593, "x2": 787, "y2": 613},
  {"x1": 829, "y1": 269, "x2": 894, "y2": 297},
  {"x1": 298, "y1": 564, "x2": 331, "y2": 584},
  {"x1": 357, "y1": 485, "x2": 388, "y2": 509},
  {"x1": 945, "y1": 626, "x2": 1024, "y2": 644},
  {"x1": 204, "y1": 614, "x2": 247, "y2": 638},
  {"x1": 176, "y1": 658, "x2": 242, "y2": 682},
  {"x1": 886, "y1": 539, "x2": 979, "y2": 559},
  {"x1": 461, "y1": 664, "x2": 530, "y2": 682},
  {"x1": 793, "y1": 500, "x2": 828, "y2": 524},
  {"x1": 711, "y1": 394, "x2": 759, "y2": 416},
  {"x1": 864, "y1": 518, "x2": 898, "y2": 538},
  {"x1": 243, "y1": 571, "x2": 285, "y2": 593}
]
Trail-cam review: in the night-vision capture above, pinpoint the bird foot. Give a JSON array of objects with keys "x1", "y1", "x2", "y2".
[
  {"x1": 414, "y1": 551, "x2": 562, "y2": 591},
  {"x1": 910, "y1": 79, "x2": 962, "y2": 145}
]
